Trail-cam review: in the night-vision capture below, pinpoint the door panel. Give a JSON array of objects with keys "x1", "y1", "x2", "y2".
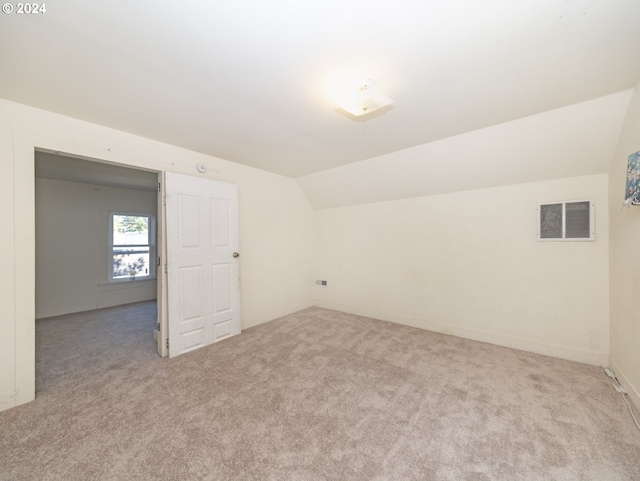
[
  {"x1": 165, "y1": 172, "x2": 241, "y2": 358},
  {"x1": 178, "y1": 194, "x2": 201, "y2": 247},
  {"x1": 179, "y1": 266, "x2": 204, "y2": 320},
  {"x1": 212, "y1": 263, "x2": 231, "y2": 313},
  {"x1": 212, "y1": 198, "x2": 230, "y2": 247}
]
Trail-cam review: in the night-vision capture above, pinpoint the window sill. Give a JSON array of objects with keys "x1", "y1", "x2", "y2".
[{"x1": 98, "y1": 278, "x2": 157, "y2": 291}]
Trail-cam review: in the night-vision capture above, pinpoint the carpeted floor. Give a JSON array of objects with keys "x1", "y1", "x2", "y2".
[{"x1": 1, "y1": 301, "x2": 639, "y2": 481}]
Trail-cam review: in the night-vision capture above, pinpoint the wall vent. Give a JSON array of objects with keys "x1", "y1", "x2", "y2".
[{"x1": 537, "y1": 200, "x2": 595, "y2": 241}]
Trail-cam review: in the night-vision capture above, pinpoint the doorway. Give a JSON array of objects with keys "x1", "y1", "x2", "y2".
[
  {"x1": 34, "y1": 153, "x2": 243, "y2": 359},
  {"x1": 34, "y1": 151, "x2": 161, "y2": 351},
  {"x1": 9, "y1": 140, "x2": 242, "y2": 409}
]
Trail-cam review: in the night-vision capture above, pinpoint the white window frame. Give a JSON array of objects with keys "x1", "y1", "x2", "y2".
[
  {"x1": 108, "y1": 211, "x2": 157, "y2": 282},
  {"x1": 536, "y1": 199, "x2": 595, "y2": 242}
]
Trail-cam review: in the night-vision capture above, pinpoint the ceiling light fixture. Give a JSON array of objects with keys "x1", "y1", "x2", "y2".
[{"x1": 329, "y1": 77, "x2": 393, "y2": 117}]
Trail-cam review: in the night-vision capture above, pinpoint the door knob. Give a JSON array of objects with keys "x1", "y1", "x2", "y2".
[{"x1": 232, "y1": 252, "x2": 240, "y2": 258}]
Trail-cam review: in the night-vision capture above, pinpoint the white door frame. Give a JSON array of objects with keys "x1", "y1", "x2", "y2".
[
  {"x1": 157, "y1": 171, "x2": 169, "y2": 357},
  {"x1": 9, "y1": 133, "x2": 165, "y2": 410}
]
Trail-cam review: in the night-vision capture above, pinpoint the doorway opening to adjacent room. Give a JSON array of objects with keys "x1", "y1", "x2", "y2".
[{"x1": 33, "y1": 152, "x2": 242, "y2": 385}]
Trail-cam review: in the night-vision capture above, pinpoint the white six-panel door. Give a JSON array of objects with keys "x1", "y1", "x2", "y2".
[{"x1": 165, "y1": 172, "x2": 241, "y2": 357}]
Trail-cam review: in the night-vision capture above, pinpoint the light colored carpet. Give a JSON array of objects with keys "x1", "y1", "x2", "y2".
[{"x1": 1, "y1": 301, "x2": 639, "y2": 481}]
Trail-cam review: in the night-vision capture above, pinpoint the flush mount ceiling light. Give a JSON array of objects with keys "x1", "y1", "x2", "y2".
[{"x1": 329, "y1": 77, "x2": 394, "y2": 117}]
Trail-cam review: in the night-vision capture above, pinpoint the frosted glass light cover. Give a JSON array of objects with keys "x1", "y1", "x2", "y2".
[{"x1": 333, "y1": 79, "x2": 393, "y2": 116}]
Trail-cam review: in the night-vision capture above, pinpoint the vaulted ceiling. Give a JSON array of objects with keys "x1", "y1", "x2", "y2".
[{"x1": 2, "y1": 1, "x2": 640, "y2": 191}]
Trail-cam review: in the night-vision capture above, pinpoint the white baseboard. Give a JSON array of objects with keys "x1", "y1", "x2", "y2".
[
  {"x1": 609, "y1": 357, "x2": 640, "y2": 413},
  {"x1": 313, "y1": 300, "x2": 609, "y2": 367},
  {"x1": 242, "y1": 300, "x2": 315, "y2": 330},
  {"x1": 36, "y1": 282, "x2": 157, "y2": 319},
  {"x1": 35, "y1": 300, "x2": 98, "y2": 319}
]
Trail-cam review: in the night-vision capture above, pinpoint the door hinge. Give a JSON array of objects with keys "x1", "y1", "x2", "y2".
[
  {"x1": 157, "y1": 182, "x2": 161, "y2": 192},
  {"x1": 157, "y1": 256, "x2": 161, "y2": 267},
  {"x1": 166, "y1": 338, "x2": 169, "y2": 349},
  {"x1": 164, "y1": 264, "x2": 168, "y2": 274},
  {"x1": 162, "y1": 196, "x2": 167, "y2": 206}
]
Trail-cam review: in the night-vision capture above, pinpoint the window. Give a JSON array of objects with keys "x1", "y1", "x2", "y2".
[
  {"x1": 537, "y1": 200, "x2": 595, "y2": 241},
  {"x1": 109, "y1": 212, "x2": 156, "y2": 281}
]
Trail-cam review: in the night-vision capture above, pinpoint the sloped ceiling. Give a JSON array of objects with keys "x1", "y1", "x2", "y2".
[
  {"x1": 299, "y1": 90, "x2": 632, "y2": 208},
  {"x1": 1, "y1": 1, "x2": 639, "y2": 199}
]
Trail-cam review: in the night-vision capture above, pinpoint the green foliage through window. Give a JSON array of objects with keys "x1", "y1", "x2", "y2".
[
  {"x1": 110, "y1": 213, "x2": 154, "y2": 280},
  {"x1": 114, "y1": 215, "x2": 148, "y2": 234}
]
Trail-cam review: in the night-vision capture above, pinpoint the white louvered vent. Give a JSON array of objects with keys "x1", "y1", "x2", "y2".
[{"x1": 537, "y1": 200, "x2": 595, "y2": 241}]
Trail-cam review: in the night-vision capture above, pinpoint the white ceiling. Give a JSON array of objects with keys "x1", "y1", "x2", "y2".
[{"x1": 1, "y1": 0, "x2": 640, "y2": 179}]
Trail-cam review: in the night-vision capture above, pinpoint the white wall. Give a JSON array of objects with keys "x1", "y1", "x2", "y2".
[
  {"x1": 314, "y1": 174, "x2": 610, "y2": 365},
  {"x1": 0, "y1": 99, "x2": 315, "y2": 411},
  {"x1": 609, "y1": 79, "x2": 640, "y2": 410},
  {"x1": 35, "y1": 177, "x2": 158, "y2": 319}
]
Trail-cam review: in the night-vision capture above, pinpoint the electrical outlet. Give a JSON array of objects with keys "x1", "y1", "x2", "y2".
[{"x1": 315, "y1": 280, "x2": 328, "y2": 287}]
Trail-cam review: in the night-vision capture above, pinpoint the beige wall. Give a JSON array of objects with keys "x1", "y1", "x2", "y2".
[
  {"x1": 35, "y1": 178, "x2": 158, "y2": 319},
  {"x1": 314, "y1": 174, "x2": 610, "y2": 365},
  {"x1": 609, "y1": 79, "x2": 640, "y2": 410},
  {"x1": 0, "y1": 99, "x2": 315, "y2": 411}
]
